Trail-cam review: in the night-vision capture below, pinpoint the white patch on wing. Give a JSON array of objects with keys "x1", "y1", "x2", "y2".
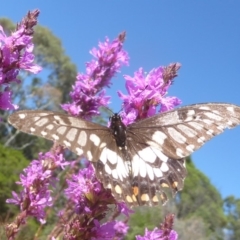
[
  {"x1": 111, "y1": 169, "x2": 118, "y2": 180},
  {"x1": 185, "y1": 110, "x2": 196, "y2": 121},
  {"x1": 52, "y1": 134, "x2": 59, "y2": 140},
  {"x1": 188, "y1": 122, "x2": 204, "y2": 130},
  {"x1": 197, "y1": 136, "x2": 205, "y2": 143},
  {"x1": 30, "y1": 127, "x2": 35, "y2": 132},
  {"x1": 100, "y1": 142, "x2": 107, "y2": 148},
  {"x1": 202, "y1": 119, "x2": 214, "y2": 125},
  {"x1": 78, "y1": 131, "x2": 87, "y2": 146},
  {"x1": 203, "y1": 112, "x2": 222, "y2": 121},
  {"x1": 160, "y1": 162, "x2": 169, "y2": 172},
  {"x1": 57, "y1": 126, "x2": 67, "y2": 135},
  {"x1": 138, "y1": 147, "x2": 156, "y2": 163},
  {"x1": 41, "y1": 131, "x2": 47, "y2": 136},
  {"x1": 99, "y1": 148, "x2": 107, "y2": 164},
  {"x1": 167, "y1": 127, "x2": 186, "y2": 144},
  {"x1": 19, "y1": 113, "x2": 26, "y2": 119},
  {"x1": 63, "y1": 140, "x2": 71, "y2": 147},
  {"x1": 199, "y1": 106, "x2": 211, "y2": 110},
  {"x1": 106, "y1": 148, "x2": 117, "y2": 165},
  {"x1": 152, "y1": 131, "x2": 167, "y2": 144},
  {"x1": 227, "y1": 106, "x2": 234, "y2": 113},
  {"x1": 139, "y1": 159, "x2": 147, "y2": 177},
  {"x1": 90, "y1": 133, "x2": 100, "y2": 146},
  {"x1": 177, "y1": 124, "x2": 197, "y2": 137},
  {"x1": 150, "y1": 147, "x2": 168, "y2": 162},
  {"x1": 176, "y1": 148, "x2": 184, "y2": 157},
  {"x1": 153, "y1": 168, "x2": 163, "y2": 177},
  {"x1": 35, "y1": 118, "x2": 48, "y2": 127},
  {"x1": 76, "y1": 147, "x2": 83, "y2": 155},
  {"x1": 146, "y1": 164, "x2": 154, "y2": 180},
  {"x1": 206, "y1": 129, "x2": 214, "y2": 135},
  {"x1": 66, "y1": 128, "x2": 78, "y2": 142},
  {"x1": 87, "y1": 150, "x2": 93, "y2": 161},
  {"x1": 116, "y1": 156, "x2": 128, "y2": 180},
  {"x1": 104, "y1": 164, "x2": 112, "y2": 174},
  {"x1": 186, "y1": 144, "x2": 195, "y2": 152},
  {"x1": 46, "y1": 124, "x2": 54, "y2": 130}
]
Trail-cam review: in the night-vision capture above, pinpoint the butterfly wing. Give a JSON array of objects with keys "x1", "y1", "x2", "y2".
[
  {"x1": 8, "y1": 110, "x2": 113, "y2": 161},
  {"x1": 128, "y1": 103, "x2": 240, "y2": 159},
  {"x1": 8, "y1": 110, "x2": 134, "y2": 204},
  {"x1": 123, "y1": 103, "x2": 240, "y2": 205}
]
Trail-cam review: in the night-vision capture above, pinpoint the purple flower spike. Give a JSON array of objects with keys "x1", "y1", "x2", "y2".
[
  {"x1": 62, "y1": 32, "x2": 129, "y2": 119},
  {"x1": 0, "y1": 10, "x2": 41, "y2": 110},
  {"x1": 6, "y1": 151, "x2": 66, "y2": 224},
  {"x1": 118, "y1": 63, "x2": 181, "y2": 125}
]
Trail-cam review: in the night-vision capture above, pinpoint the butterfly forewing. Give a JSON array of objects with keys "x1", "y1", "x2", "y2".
[
  {"x1": 8, "y1": 103, "x2": 240, "y2": 207},
  {"x1": 129, "y1": 103, "x2": 240, "y2": 159}
]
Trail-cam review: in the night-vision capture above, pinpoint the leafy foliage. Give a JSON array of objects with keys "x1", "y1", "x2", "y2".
[{"x1": 0, "y1": 144, "x2": 28, "y2": 218}]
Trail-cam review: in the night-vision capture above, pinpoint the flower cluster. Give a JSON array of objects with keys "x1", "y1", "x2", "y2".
[
  {"x1": 63, "y1": 163, "x2": 130, "y2": 239},
  {"x1": 62, "y1": 32, "x2": 129, "y2": 119},
  {"x1": 0, "y1": 10, "x2": 41, "y2": 110},
  {"x1": 5, "y1": 151, "x2": 67, "y2": 239},
  {"x1": 118, "y1": 64, "x2": 181, "y2": 125},
  {"x1": 136, "y1": 214, "x2": 178, "y2": 240}
]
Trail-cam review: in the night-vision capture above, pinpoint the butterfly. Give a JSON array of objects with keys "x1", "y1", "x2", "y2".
[{"x1": 8, "y1": 103, "x2": 240, "y2": 207}]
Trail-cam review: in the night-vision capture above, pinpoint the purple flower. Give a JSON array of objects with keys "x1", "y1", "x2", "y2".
[
  {"x1": 0, "y1": 10, "x2": 41, "y2": 111},
  {"x1": 91, "y1": 220, "x2": 128, "y2": 240},
  {"x1": 62, "y1": 32, "x2": 129, "y2": 119},
  {"x1": 7, "y1": 151, "x2": 66, "y2": 224},
  {"x1": 136, "y1": 228, "x2": 178, "y2": 240},
  {"x1": 0, "y1": 89, "x2": 18, "y2": 110},
  {"x1": 118, "y1": 64, "x2": 181, "y2": 125}
]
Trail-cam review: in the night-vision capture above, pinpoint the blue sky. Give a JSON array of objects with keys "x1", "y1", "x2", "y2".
[{"x1": 2, "y1": 2, "x2": 240, "y2": 199}]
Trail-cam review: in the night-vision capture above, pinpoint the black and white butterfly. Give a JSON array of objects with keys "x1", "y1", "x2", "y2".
[{"x1": 8, "y1": 103, "x2": 240, "y2": 207}]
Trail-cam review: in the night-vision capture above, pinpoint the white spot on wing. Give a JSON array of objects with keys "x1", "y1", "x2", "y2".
[
  {"x1": 66, "y1": 128, "x2": 78, "y2": 142},
  {"x1": 160, "y1": 162, "x2": 169, "y2": 172},
  {"x1": 46, "y1": 124, "x2": 54, "y2": 130},
  {"x1": 167, "y1": 127, "x2": 186, "y2": 144},
  {"x1": 153, "y1": 168, "x2": 163, "y2": 177},
  {"x1": 138, "y1": 147, "x2": 156, "y2": 163},
  {"x1": 227, "y1": 106, "x2": 234, "y2": 113},
  {"x1": 87, "y1": 150, "x2": 93, "y2": 161},
  {"x1": 30, "y1": 127, "x2": 35, "y2": 132},
  {"x1": 41, "y1": 131, "x2": 47, "y2": 136},
  {"x1": 105, "y1": 164, "x2": 112, "y2": 174},
  {"x1": 99, "y1": 148, "x2": 107, "y2": 164},
  {"x1": 146, "y1": 164, "x2": 154, "y2": 180},
  {"x1": 197, "y1": 136, "x2": 205, "y2": 143},
  {"x1": 19, "y1": 114, "x2": 26, "y2": 119},
  {"x1": 35, "y1": 118, "x2": 48, "y2": 127},
  {"x1": 150, "y1": 147, "x2": 168, "y2": 162},
  {"x1": 107, "y1": 148, "x2": 117, "y2": 165},
  {"x1": 63, "y1": 140, "x2": 71, "y2": 147},
  {"x1": 52, "y1": 134, "x2": 59, "y2": 140},
  {"x1": 186, "y1": 144, "x2": 195, "y2": 152},
  {"x1": 152, "y1": 131, "x2": 167, "y2": 145},
  {"x1": 176, "y1": 148, "x2": 184, "y2": 157},
  {"x1": 199, "y1": 106, "x2": 210, "y2": 110},
  {"x1": 90, "y1": 134, "x2": 100, "y2": 146},
  {"x1": 57, "y1": 126, "x2": 67, "y2": 135},
  {"x1": 78, "y1": 131, "x2": 87, "y2": 147},
  {"x1": 76, "y1": 147, "x2": 83, "y2": 155},
  {"x1": 177, "y1": 124, "x2": 197, "y2": 137},
  {"x1": 204, "y1": 112, "x2": 222, "y2": 121}
]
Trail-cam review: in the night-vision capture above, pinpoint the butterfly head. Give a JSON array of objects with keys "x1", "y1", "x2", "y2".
[{"x1": 109, "y1": 113, "x2": 122, "y2": 126}]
